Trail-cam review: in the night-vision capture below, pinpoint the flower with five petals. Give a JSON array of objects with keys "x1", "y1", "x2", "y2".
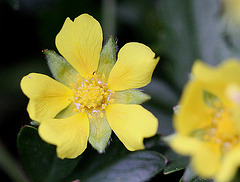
[
  {"x1": 168, "y1": 59, "x2": 240, "y2": 182},
  {"x1": 21, "y1": 14, "x2": 159, "y2": 159}
]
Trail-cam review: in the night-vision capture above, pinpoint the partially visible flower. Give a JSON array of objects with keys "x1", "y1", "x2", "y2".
[
  {"x1": 20, "y1": 14, "x2": 159, "y2": 159},
  {"x1": 168, "y1": 59, "x2": 240, "y2": 182},
  {"x1": 222, "y1": 0, "x2": 240, "y2": 26}
]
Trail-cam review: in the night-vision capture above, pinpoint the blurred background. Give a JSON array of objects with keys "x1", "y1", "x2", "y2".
[{"x1": 1, "y1": 0, "x2": 240, "y2": 181}]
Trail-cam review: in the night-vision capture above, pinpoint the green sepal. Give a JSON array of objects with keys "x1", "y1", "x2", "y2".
[
  {"x1": 88, "y1": 111, "x2": 112, "y2": 153},
  {"x1": 43, "y1": 49, "x2": 79, "y2": 87},
  {"x1": 97, "y1": 36, "x2": 116, "y2": 79},
  {"x1": 55, "y1": 103, "x2": 76, "y2": 119},
  {"x1": 30, "y1": 120, "x2": 40, "y2": 126},
  {"x1": 202, "y1": 90, "x2": 222, "y2": 108},
  {"x1": 114, "y1": 89, "x2": 151, "y2": 104}
]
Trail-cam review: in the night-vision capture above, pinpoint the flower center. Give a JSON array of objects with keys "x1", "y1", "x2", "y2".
[
  {"x1": 192, "y1": 91, "x2": 240, "y2": 153},
  {"x1": 203, "y1": 105, "x2": 240, "y2": 152},
  {"x1": 70, "y1": 72, "x2": 114, "y2": 118}
]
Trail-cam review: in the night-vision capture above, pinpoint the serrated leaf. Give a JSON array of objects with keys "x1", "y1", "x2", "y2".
[{"x1": 17, "y1": 126, "x2": 80, "y2": 182}]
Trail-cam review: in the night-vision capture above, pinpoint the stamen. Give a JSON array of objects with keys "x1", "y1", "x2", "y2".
[
  {"x1": 102, "y1": 74, "x2": 105, "y2": 80},
  {"x1": 69, "y1": 72, "x2": 114, "y2": 117},
  {"x1": 70, "y1": 83, "x2": 75, "y2": 88},
  {"x1": 196, "y1": 100, "x2": 240, "y2": 153}
]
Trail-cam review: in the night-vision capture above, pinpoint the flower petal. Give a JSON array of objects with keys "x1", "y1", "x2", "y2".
[
  {"x1": 192, "y1": 143, "x2": 221, "y2": 178},
  {"x1": 174, "y1": 79, "x2": 209, "y2": 135},
  {"x1": 106, "y1": 104, "x2": 158, "y2": 151},
  {"x1": 216, "y1": 145, "x2": 240, "y2": 182},
  {"x1": 107, "y1": 43, "x2": 159, "y2": 91},
  {"x1": 56, "y1": 14, "x2": 103, "y2": 78},
  {"x1": 192, "y1": 59, "x2": 240, "y2": 106},
  {"x1": 88, "y1": 111, "x2": 112, "y2": 153},
  {"x1": 38, "y1": 112, "x2": 89, "y2": 159},
  {"x1": 169, "y1": 134, "x2": 221, "y2": 178},
  {"x1": 193, "y1": 59, "x2": 240, "y2": 83},
  {"x1": 20, "y1": 73, "x2": 73, "y2": 121}
]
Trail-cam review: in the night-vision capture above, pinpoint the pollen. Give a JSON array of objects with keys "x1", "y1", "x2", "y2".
[
  {"x1": 196, "y1": 99, "x2": 240, "y2": 153},
  {"x1": 69, "y1": 72, "x2": 114, "y2": 117}
]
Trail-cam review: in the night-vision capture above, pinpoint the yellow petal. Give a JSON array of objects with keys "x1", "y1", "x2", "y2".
[
  {"x1": 191, "y1": 143, "x2": 221, "y2": 179},
  {"x1": 168, "y1": 134, "x2": 202, "y2": 155},
  {"x1": 169, "y1": 134, "x2": 221, "y2": 178},
  {"x1": 56, "y1": 14, "x2": 103, "y2": 78},
  {"x1": 38, "y1": 112, "x2": 89, "y2": 159},
  {"x1": 192, "y1": 59, "x2": 240, "y2": 106},
  {"x1": 173, "y1": 80, "x2": 207, "y2": 135},
  {"x1": 216, "y1": 145, "x2": 240, "y2": 182},
  {"x1": 20, "y1": 73, "x2": 73, "y2": 121},
  {"x1": 175, "y1": 59, "x2": 240, "y2": 135},
  {"x1": 107, "y1": 43, "x2": 159, "y2": 91},
  {"x1": 106, "y1": 104, "x2": 158, "y2": 151},
  {"x1": 193, "y1": 59, "x2": 240, "y2": 83}
]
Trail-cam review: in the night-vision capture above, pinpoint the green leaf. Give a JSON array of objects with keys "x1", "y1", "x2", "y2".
[
  {"x1": 97, "y1": 36, "x2": 116, "y2": 79},
  {"x1": 190, "y1": 178, "x2": 213, "y2": 182},
  {"x1": 17, "y1": 126, "x2": 80, "y2": 182},
  {"x1": 150, "y1": 137, "x2": 188, "y2": 175},
  {"x1": 181, "y1": 165, "x2": 197, "y2": 182},
  {"x1": 163, "y1": 149, "x2": 189, "y2": 175},
  {"x1": 44, "y1": 49, "x2": 79, "y2": 87},
  {"x1": 180, "y1": 165, "x2": 213, "y2": 182},
  {"x1": 70, "y1": 136, "x2": 166, "y2": 182}
]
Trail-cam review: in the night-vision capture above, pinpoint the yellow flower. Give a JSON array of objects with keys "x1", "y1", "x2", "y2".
[
  {"x1": 20, "y1": 14, "x2": 159, "y2": 159},
  {"x1": 222, "y1": 0, "x2": 240, "y2": 26},
  {"x1": 168, "y1": 59, "x2": 240, "y2": 182}
]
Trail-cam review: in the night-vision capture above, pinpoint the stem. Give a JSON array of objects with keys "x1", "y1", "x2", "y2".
[
  {"x1": 0, "y1": 140, "x2": 29, "y2": 182},
  {"x1": 102, "y1": 0, "x2": 117, "y2": 41}
]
